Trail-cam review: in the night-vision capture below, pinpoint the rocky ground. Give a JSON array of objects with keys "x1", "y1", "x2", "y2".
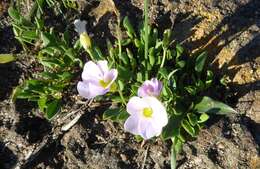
[{"x1": 0, "y1": 0, "x2": 259, "y2": 169}]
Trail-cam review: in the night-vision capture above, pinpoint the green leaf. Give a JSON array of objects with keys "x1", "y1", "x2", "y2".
[
  {"x1": 120, "y1": 52, "x2": 129, "y2": 65},
  {"x1": 118, "y1": 65, "x2": 131, "y2": 81},
  {"x1": 177, "y1": 60, "x2": 185, "y2": 68},
  {"x1": 126, "y1": 48, "x2": 136, "y2": 69},
  {"x1": 117, "y1": 110, "x2": 129, "y2": 121},
  {"x1": 193, "y1": 124, "x2": 201, "y2": 136},
  {"x1": 134, "y1": 39, "x2": 142, "y2": 48},
  {"x1": 187, "y1": 113, "x2": 197, "y2": 126},
  {"x1": 195, "y1": 51, "x2": 207, "y2": 73},
  {"x1": 58, "y1": 72, "x2": 73, "y2": 81},
  {"x1": 196, "y1": 80, "x2": 205, "y2": 91},
  {"x1": 118, "y1": 80, "x2": 124, "y2": 91},
  {"x1": 162, "y1": 29, "x2": 171, "y2": 47},
  {"x1": 8, "y1": 7, "x2": 21, "y2": 22},
  {"x1": 181, "y1": 119, "x2": 195, "y2": 137},
  {"x1": 41, "y1": 32, "x2": 56, "y2": 47},
  {"x1": 198, "y1": 113, "x2": 209, "y2": 123},
  {"x1": 38, "y1": 96, "x2": 47, "y2": 112},
  {"x1": 21, "y1": 30, "x2": 38, "y2": 40},
  {"x1": 94, "y1": 46, "x2": 104, "y2": 59},
  {"x1": 148, "y1": 47, "x2": 155, "y2": 66},
  {"x1": 16, "y1": 90, "x2": 38, "y2": 99},
  {"x1": 158, "y1": 68, "x2": 168, "y2": 79},
  {"x1": 134, "y1": 135, "x2": 143, "y2": 142},
  {"x1": 167, "y1": 69, "x2": 178, "y2": 80},
  {"x1": 103, "y1": 108, "x2": 119, "y2": 121},
  {"x1": 103, "y1": 108, "x2": 129, "y2": 122},
  {"x1": 176, "y1": 44, "x2": 183, "y2": 58},
  {"x1": 0, "y1": 54, "x2": 15, "y2": 63},
  {"x1": 206, "y1": 70, "x2": 213, "y2": 87},
  {"x1": 123, "y1": 16, "x2": 135, "y2": 38},
  {"x1": 174, "y1": 137, "x2": 183, "y2": 154},
  {"x1": 35, "y1": 17, "x2": 44, "y2": 29},
  {"x1": 121, "y1": 39, "x2": 132, "y2": 46},
  {"x1": 194, "y1": 96, "x2": 237, "y2": 115},
  {"x1": 184, "y1": 86, "x2": 197, "y2": 95},
  {"x1": 46, "y1": 99, "x2": 61, "y2": 120},
  {"x1": 150, "y1": 28, "x2": 158, "y2": 45},
  {"x1": 162, "y1": 85, "x2": 172, "y2": 97},
  {"x1": 162, "y1": 115, "x2": 183, "y2": 140},
  {"x1": 137, "y1": 72, "x2": 143, "y2": 82}
]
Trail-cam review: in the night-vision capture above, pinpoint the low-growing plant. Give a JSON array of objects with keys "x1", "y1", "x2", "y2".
[
  {"x1": 13, "y1": 28, "x2": 82, "y2": 119},
  {"x1": 8, "y1": 0, "x2": 45, "y2": 50},
  {"x1": 10, "y1": 0, "x2": 236, "y2": 168},
  {"x1": 75, "y1": 0, "x2": 236, "y2": 168},
  {"x1": 10, "y1": 1, "x2": 82, "y2": 119}
]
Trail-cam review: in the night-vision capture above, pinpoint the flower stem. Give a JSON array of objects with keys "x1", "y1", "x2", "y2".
[
  {"x1": 118, "y1": 90, "x2": 126, "y2": 106},
  {"x1": 117, "y1": 17, "x2": 122, "y2": 63},
  {"x1": 160, "y1": 48, "x2": 167, "y2": 68},
  {"x1": 144, "y1": 0, "x2": 149, "y2": 61},
  {"x1": 170, "y1": 138, "x2": 177, "y2": 169},
  {"x1": 144, "y1": 0, "x2": 150, "y2": 80}
]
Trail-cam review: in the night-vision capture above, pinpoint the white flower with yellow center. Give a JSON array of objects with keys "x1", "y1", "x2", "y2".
[
  {"x1": 77, "y1": 60, "x2": 118, "y2": 99},
  {"x1": 124, "y1": 96, "x2": 168, "y2": 140}
]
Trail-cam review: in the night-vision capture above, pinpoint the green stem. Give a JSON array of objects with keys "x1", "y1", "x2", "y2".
[
  {"x1": 144, "y1": 0, "x2": 149, "y2": 61},
  {"x1": 143, "y1": 0, "x2": 150, "y2": 80},
  {"x1": 117, "y1": 17, "x2": 122, "y2": 63},
  {"x1": 170, "y1": 138, "x2": 177, "y2": 169},
  {"x1": 118, "y1": 90, "x2": 126, "y2": 106},
  {"x1": 160, "y1": 48, "x2": 167, "y2": 68}
]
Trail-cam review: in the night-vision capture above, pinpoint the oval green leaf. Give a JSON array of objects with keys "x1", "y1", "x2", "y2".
[
  {"x1": 0, "y1": 54, "x2": 15, "y2": 63},
  {"x1": 194, "y1": 96, "x2": 237, "y2": 115}
]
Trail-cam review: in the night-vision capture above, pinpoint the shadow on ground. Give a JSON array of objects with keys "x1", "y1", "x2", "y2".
[
  {"x1": 0, "y1": 62, "x2": 23, "y2": 101},
  {"x1": 15, "y1": 100, "x2": 52, "y2": 144},
  {"x1": 0, "y1": 141, "x2": 17, "y2": 169}
]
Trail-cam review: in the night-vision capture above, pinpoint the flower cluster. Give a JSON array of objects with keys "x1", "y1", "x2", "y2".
[
  {"x1": 124, "y1": 78, "x2": 168, "y2": 139},
  {"x1": 75, "y1": 20, "x2": 168, "y2": 140}
]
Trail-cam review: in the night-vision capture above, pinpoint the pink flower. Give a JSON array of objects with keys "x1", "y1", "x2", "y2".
[
  {"x1": 124, "y1": 96, "x2": 168, "y2": 140},
  {"x1": 138, "y1": 78, "x2": 163, "y2": 97},
  {"x1": 77, "y1": 60, "x2": 118, "y2": 99}
]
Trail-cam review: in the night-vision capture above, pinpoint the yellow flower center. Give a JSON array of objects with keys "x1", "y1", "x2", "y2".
[
  {"x1": 99, "y1": 80, "x2": 110, "y2": 88},
  {"x1": 143, "y1": 107, "x2": 153, "y2": 118}
]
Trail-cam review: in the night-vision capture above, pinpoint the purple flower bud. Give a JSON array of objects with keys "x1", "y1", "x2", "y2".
[
  {"x1": 77, "y1": 60, "x2": 118, "y2": 99},
  {"x1": 138, "y1": 78, "x2": 163, "y2": 97}
]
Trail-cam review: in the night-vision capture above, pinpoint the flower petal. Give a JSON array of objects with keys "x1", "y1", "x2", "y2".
[
  {"x1": 82, "y1": 61, "x2": 103, "y2": 82},
  {"x1": 104, "y1": 69, "x2": 118, "y2": 89},
  {"x1": 77, "y1": 81, "x2": 108, "y2": 99},
  {"x1": 138, "y1": 78, "x2": 163, "y2": 97},
  {"x1": 139, "y1": 120, "x2": 162, "y2": 139},
  {"x1": 124, "y1": 114, "x2": 141, "y2": 135},
  {"x1": 126, "y1": 96, "x2": 148, "y2": 115},
  {"x1": 144, "y1": 96, "x2": 168, "y2": 127},
  {"x1": 151, "y1": 78, "x2": 163, "y2": 96},
  {"x1": 97, "y1": 60, "x2": 109, "y2": 74},
  {"x1": 74, "y1": 19, "x2": 87, "y2": 34},
  {"x1": 137, "y1": 81, "x2": 154, "y2": 97}
]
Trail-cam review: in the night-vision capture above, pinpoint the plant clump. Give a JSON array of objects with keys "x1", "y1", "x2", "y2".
[{"x1": 5, "y1": 0, "x2": 237, "y2": 168}]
